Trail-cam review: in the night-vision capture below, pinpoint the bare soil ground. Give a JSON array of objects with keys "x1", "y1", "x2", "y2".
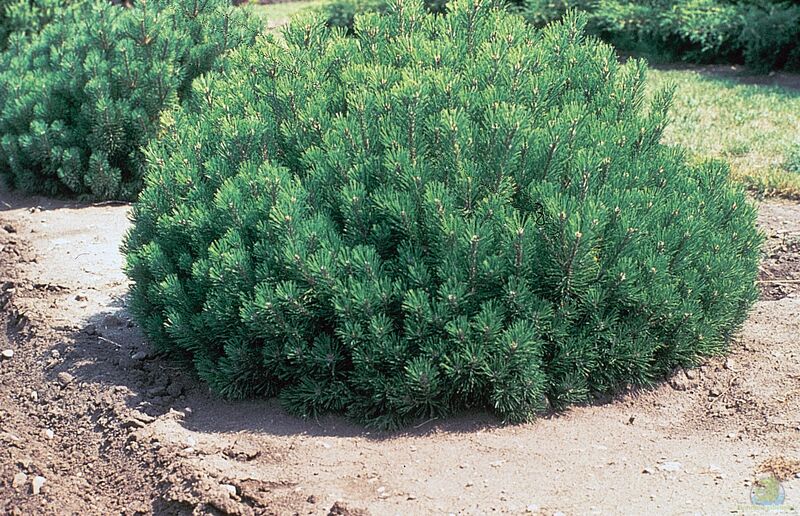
[{"x1": 1, "y1": 186, "x2": 799, "y2": 515}]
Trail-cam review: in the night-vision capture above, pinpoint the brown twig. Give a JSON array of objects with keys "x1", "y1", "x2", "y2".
[{"x1": 97, "y1": 336, "x2": 122, "y2": 349}]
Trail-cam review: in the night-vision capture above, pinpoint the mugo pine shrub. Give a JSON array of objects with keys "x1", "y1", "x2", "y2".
[
  {"x1": 0, "y1": 0, "x2": 64, "y2": 48},
  {"x1": 0, "y1": 0, "x2": 261, "y2": 200},
  {"x1": 125, "y1": 0, "x2": 762, "y2": 429}
]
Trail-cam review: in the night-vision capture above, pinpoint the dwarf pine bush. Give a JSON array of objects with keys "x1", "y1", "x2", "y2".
[
  {"x1": 0, "y1": 0, "x2": 64, "y2": 48},
  {"x1": 125, "y1": 0, "x2": 762, "y2": 429},
  {"x1": 0, "y1": 0, "x2": 261, "y2": 200}
]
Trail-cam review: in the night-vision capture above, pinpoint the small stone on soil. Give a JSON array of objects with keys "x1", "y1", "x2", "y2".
[
  {"x1": 657, "y1": 461, "x2": 682, "y2": 472},
  {"x1": 669, "y1": 375, "x2": 692, "y2": 391},
  {"x1": 166, "y1": 382, "x2": 183, "y2": 397},
  {"x1": 221, "y1": 483, "x2": 237, "y2": 497},
  {"x1": 57, "y1": 372, "x2": 74, "y2": 386},
  {"x1": 31, "y1": 475, "x2": 45, "y2": 495},
  {"x1": 1, "y1": 349, "x2": 14, "y2": 359},
  {"x1": 103, "y1": 314, "x2": 124, "y2": 327},
  {"x1": 12, "y1": 472, "x2": 27, "y2": 489},
  {"x1": 307, "y1": 495, "x2": 317, "y2": 504},
  {"x1": 43, "y1": 429, "x2": 54, "y2": 439},
  {"x1": 146, "y1": 385, "x2": 167, "y2": 398},
  {"x1": 3, "y1": 224, "x2": 16, "y2": 233},
  {"x1": 129, "y1": 410, "x2": 156, "y2": 424},
  {"x1": 328, "y1": 501, "x2": 369, "y2": 516},
  {"x1": 131, "y1": 351, "x2": 148, "y2": 361}
]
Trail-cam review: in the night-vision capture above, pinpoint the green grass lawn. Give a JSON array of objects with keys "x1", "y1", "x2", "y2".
[
  {"x1": 251, "y1": 0, "x2": 324, "y2": 29},
  {"x1": 648, "y1": 68, "x2": 800, "y2": 199},
  {"x1": 248, "y1": 2, "x2": 800, "y2": 199}
]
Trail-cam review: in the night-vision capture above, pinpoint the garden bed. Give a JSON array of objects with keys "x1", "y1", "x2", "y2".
[{"x1": 1, "y1": 185, "x2": 798, "y2": 514}]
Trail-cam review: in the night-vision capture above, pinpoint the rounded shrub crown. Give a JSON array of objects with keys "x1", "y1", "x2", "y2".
[
  {"x1": 125, "y1": 0, "x2": 761, "y2": 428},
  {"x1": 0, "y1": 0, "x2": 261, "y2": 200}
]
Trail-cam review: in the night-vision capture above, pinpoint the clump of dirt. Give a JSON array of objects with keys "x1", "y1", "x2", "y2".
[
  {"x1": 758, "y1": 457, "x2": 800, "y2": 481},
  {"x1": 760, "y1": 236, "x2": 800, "y2": 300},
  {"x1": 758, "y1": 200, "x2": 800, "y2": 300}
]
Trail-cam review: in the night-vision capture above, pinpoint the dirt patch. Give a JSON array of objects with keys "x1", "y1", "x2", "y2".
[
  {"x1": 758, "y1": 457, "x2": 800, "y2": 482},
  {"x1": 0, "y1": 192, "x2": 304, "y2": 515},
  {"x1": 1, "y1": 187, "x2": 799, "y2": 514},
  {"x1": 758, "y1": 200, "x2": 800, "y2": 300}
]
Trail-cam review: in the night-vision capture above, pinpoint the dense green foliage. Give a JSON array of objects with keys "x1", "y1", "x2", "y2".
[
  {"x1": 317, "y1": 0, "x2": 523, "y2": 32},
  {"x1": 125, "y1": 0, "x2": 762, "y2": 428},
  {"x1": 0, "y1": 0, "x2": 261, "y2": 200},
  {"x1": 0, "y1": 0, "x2": 65, "y2": 48},
  {"x1": 525, "y1": 0, "x2": 800, "y2": 71},
  {"x1": 316, "y1": 0, "x2": 389, "y2": 31}
]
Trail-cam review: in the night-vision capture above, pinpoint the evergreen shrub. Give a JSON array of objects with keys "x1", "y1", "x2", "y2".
[
  {"x1": 125, "y1": 0, "x2": 762, "y2": 428},
  {"x1": 316, "y1": 0, "x2": 389, "y2": 32},
  {"x1": 738, "y1": 2, "x2": 800, "y2": 72},
  {"x1": 0, "y1": 0, "x2": 261, "y2": 200},
  {"x1": 525, "y1": 0, "x2": 800, "y2": 71},
  {"x1": 0, "y1": 0, "x2": 64, "y2": 48},
  {"x1": 317, "y1": 0, "x2": 524, "y2": 32}
]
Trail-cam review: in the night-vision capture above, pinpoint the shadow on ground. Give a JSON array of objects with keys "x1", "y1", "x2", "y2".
[
  {"x1": 657, "y1": 63, "x2": 800, "y2": 92},
  {"x1": 60, "y1": 299, "x2": 676, "y2": 443},
  {"x1": 61, "y1": 305, "x2": 510, "y2": 440}
]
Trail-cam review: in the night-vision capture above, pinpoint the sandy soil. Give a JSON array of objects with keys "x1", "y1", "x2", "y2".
[{"x1": 1, "y1": 186, "x2": 799, "y2": 515}]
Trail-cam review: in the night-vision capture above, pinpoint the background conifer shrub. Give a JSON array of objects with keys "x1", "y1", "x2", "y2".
[
  {"x1": 525, "y1": 0, "x2": 800, "y2": 71},
  {"x1": 125, "y1": 0, "x2": 762, "y2": 429},
  {"x1": 317, "y1": 0, "x2": 525, "y2": 32},
  {"x1": 316, "y1": 0, "x2": 390, "y2": 32},
  {"x1": 0, "y1": 0, "x2": 261, "y2": 200}
]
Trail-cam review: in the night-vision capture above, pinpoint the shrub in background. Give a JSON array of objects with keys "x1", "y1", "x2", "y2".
[
  {"x1": 524, "y1": 0, "x2": 595, "y2": 29},
  {"x1": 739, "y1": 2, "x2": 800, "y2": 72},
  {"x1": 657, "y1": 0, "x2": 743, "y2": 62},
  {"x1": 125, "y1": 0, "x2": 762, "y2": 429},
  {"x1": 524, "y1": 0, "x2": 800, "y2": 71},
  {"x1": 318, "y1": 0, "x2": 525, "y2": 32},
  {"x1": 0, "y1": 0, "x2": 261, "y2": 200},
  {"x1": 316, "y1": 0, "x2": 389, "y2": 32}
]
